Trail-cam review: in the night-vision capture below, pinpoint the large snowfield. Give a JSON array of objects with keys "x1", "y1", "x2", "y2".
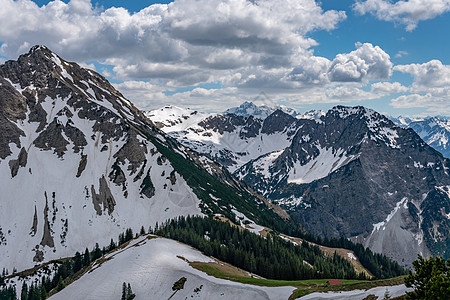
[
  {"x1": 47, "y1": 235, "x2": 412, "y2": 300},
  {"x1": 49, "y1": 236, "x2": 296, "y2": 300}
]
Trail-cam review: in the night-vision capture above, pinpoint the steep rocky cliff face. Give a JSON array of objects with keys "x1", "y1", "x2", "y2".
[
  {"x1": 237, "y1": 106, "x2": 450, "y2": 267},
  {"x1": 0, "y1": 46, "x2": 284, "y2": 272},
  {"x1": 150, "y1": 104, "x2": 450, "y2": 267}
]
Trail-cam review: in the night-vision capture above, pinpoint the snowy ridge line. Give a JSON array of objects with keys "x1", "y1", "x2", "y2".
[{"x1": 0, "y1": 46, "x2": 213, "y2": 273}]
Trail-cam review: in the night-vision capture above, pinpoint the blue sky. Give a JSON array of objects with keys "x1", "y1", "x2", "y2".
[{"x1": 0, "y1": 0, "x2": 449, "y2": 116}]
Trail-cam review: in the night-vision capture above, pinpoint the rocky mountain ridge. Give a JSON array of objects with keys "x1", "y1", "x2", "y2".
[
  {"x1": 0, "y1": 46, "x2": 284, "y2": 272},
  {"x1": 149, "y1": 104, "x2": 450, "y2": 267},
  {"x1": 224, "y1": 100, "x2": 300, "y2": 119}
]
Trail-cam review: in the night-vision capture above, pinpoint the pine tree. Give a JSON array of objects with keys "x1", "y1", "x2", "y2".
[
  {"x1": 127, "y1": 283, "x2": 135, "y2": 299},
  {"x1": 92, "y1": 243, "x2": 102, "y2": 260},
  {"x1": 21, "y1": 282, "x2": 28, "y2": 300},
  {"x1": 405, "y1": 255, "x2": 450, "y2": 299},
  {"x1": 109, "y1": 238, "x2": 116, "y2": 251},
  {"x1": 73, "y1": 251, "x2": 82, "y2": 273},
  {"x1": 140, "y1": 226, "x2": 146, "y2": 235},
  {"x1": 40, "y1": 284, "x2": 47, "y2": 300},
  {"x1": 125, "y1": 228, "x2": 133, "y2": 242},
  {"x1": 121, "y1": 282, "x2": 127, "y2": 300},
  {"x1": 127, "y1": 283, "x2": 132, "y2": 298},
  {"x1": 56, "y1": 276, "x2": 65, "y2": 292},
  {"x1": 83, "y1": 247, "x2": 91, "y2": 267}
]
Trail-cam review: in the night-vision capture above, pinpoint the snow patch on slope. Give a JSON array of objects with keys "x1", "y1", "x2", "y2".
[
  {"x1": 145, "y1": 105, "x2": 211, "y2": 133},
  {"x1": 372, "y1": 197, "x2": 408, "y2": 233},
  {"x1": 287, "y1": 146, "x2": 356, "y2": 184},
  {"x1": 49, "y1": 236, "x2": 295, "y2": 300},
  {"x1": 300, "y1": 284, "x2": 412, "y2": 300}
]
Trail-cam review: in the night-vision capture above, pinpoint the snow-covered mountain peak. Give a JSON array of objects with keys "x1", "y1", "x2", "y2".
[
  {"x1": 296, "y1": 109, "x2": 326, "y2": 120},
  {"x1": 324, "y1": 106, "x2": 401, "y2": 149},
  {"x1": 145, "y1": 105, "x2": 209, "y2": 133},
  {"x1": 225, "y1": 101, "x2": 298, "y2": 119},
  {"x1": 391, "y1": 116, "x2": 450, "y2": 158},
  {"x1": 329, "y1": 105, "x2": 376, "y2": 119},
  {"x1": 1, "y1": 46, "x2": 284, "y2": 273}
]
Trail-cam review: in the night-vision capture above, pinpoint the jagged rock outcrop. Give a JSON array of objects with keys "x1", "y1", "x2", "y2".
[{"x1": 9, "y1": 147, "x2": 27, "y2": 177}]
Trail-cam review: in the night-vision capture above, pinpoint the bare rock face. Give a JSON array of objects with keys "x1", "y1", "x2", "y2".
[
  {"x1": 0, "y1": 77, "x2": 26, "y2": 159},
  {"x1": 114, "y1": 131, "x2": 147, "y2": 174},
  {"x1": 91, "y1": 176, "x2": 116, "y2": 216},
  {"x1": 9, "y1": 147, "x2": 28, "y2": 177},
  {"x1": 261, "y1": 109, "x2": 296, "y2": 135},
  {"x1": 31, "y1": 206, "x2": 38, "y2": 236},
  {"x1": 140, "y1": 169, "x2": 155, "y2": 199},
  {"x1": 237, "y1": 106, "x2": 450, "y2": 267},
  {"x1": 76, "y1": 154, "x2": 87, "y2": 177},
  {"x1": 40, "y1": 195, "x2": 55, "y2": 248},
  {"x1": 199, "y1": 114, "x2": 262, "y2": 138}
]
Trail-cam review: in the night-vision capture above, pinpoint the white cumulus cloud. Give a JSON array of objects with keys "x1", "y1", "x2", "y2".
[
  {"x1": 371, "y1": 81, "x2": 409, "y2": 94},
  {"x1": 353, "y1": 0, "x2": 450, "y2": 31},
  {"x1": 325, "y1": 85, "x2": 379, "y2": 101},
  {"x1": 0, "y1": 0, "x2": 345, "y2": 83},
  {"x1": 394, "y1": 60, "x2": 450, "y2": 88},
  {"x1": 390, "y1": 60, "x2": 450, "y2": 114},
  {"x1": 328, "y1": 43, "x2": 392, "y2": 82}
]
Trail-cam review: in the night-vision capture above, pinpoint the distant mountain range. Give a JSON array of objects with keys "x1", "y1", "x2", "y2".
[
  {"x1": 391, "y1": 116, "x2": 450, "y2": 158},
  {"x1": 148, "y1": 104, "x2": 450, "y2": 267}
]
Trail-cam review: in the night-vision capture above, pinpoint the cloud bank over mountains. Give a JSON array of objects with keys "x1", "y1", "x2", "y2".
[{"x1": 0, "y1": 0, "x2": 449, "y2": 115}]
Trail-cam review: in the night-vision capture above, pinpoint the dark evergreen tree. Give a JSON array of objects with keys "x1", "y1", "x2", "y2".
[
  {"x1": 405, "y1": 255, "x2": 450, "y2": 299},
  {"x1": 56, "y1": 276, "x2": 65, "y2": 292},
  {"x1": 121, "y1": 282, "x2": 127, "y2": 300},
  {"x1": 125, "y1": 228, "x2": 133, "y2": 242},
  {"x1": 21, "y1": 282, "x2": 28, "y2": 300},
  {"x1": 127, "y1": 283, "x2": 133, "y2": 299},
  {"x1": 92, "y1": 243, "x2": 102, "y2": 260},
  {"x1": 0, "y1": 285, "x2": 16, "y2": 300},
  {"x1": 73, "y1": 251, "x2": 82, "y2": 273},
  {"x1": 83, "y1": 248, "x2": 91, "y2": 267},
  {"x1": 40, "y1": 284, "x2": 47, "y2": 300},
  {"x1": 108, "y1": 239, "x2": 116, "y2": 251}
]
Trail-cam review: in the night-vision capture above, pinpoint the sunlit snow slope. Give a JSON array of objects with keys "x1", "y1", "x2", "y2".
[
  {"x1": 0, "y1": 46, "x2": 206, "y2": 272},
  {"x1": 49, "y1": 236, "x2": 295, "y2": 300}
]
